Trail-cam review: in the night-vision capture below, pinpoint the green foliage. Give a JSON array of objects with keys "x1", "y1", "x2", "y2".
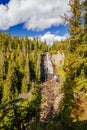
[
  {"x1": 61, "y1": 43, "x2": 87, "y2": 129},
  {"x1": 0, "y1": 0, "x2": 87, "y2": 127},
  {"x1": 0, "y1": 32, "x2": 48, "y2": 128},
  {"x1": 63, "y1": 0, "x2": 83, "y2": 51}
]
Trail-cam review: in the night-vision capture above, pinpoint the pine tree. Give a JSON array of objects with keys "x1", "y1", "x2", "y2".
[
  {"x1": 22, "y1": 48, "x2": 30, "y2": 92},
  {"x1": 82, "y1": 0, "x2": 87, "y2": 43},
  {"x1": 2, "y1": 60, "x2": 19, "y2": 101},
  {"x1": 36, "y1": 52, "x2": 41, "y2": 82},
  {"x1": 63, "y1": 0, "x2": 82, "y2": 51},
  {"x1": 83, "y1": 0, "x2": 87, "y2": 27}
]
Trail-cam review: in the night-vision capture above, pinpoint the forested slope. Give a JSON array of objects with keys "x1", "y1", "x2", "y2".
[{"x1": 0, "y1": 0, "x2": 87, "y2": 130}]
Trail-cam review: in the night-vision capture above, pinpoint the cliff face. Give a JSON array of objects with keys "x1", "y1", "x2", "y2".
[
  {"x1": 40, "y1": 52, "x2": 64, "y2": 122},
  {"x1": 51, "y1": 51, "x2": 65, "y2": 67}
]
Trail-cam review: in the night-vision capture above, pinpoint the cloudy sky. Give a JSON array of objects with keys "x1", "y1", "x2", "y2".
[{"x1": 0, "y1": 0, "x2": 70, "y2": 44}]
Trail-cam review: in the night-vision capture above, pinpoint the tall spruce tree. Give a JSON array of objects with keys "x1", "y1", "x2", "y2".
[
  {"x1": 22, "y1": 46, "x2": 30, "y2": 92},
  {"x1": 2, "y1": 60, "x2": 19, "y2": 101},
  {"x1": 82, "y1": 0, "x2": 87, "y2": 43},
  {"x1": 83, "y1": 0, "x2": 87, "y2": 27},
  {"x1": 64, "y1": 0, "x2": 82, "y2": 51}
]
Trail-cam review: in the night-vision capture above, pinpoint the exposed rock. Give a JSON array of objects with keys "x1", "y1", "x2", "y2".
[
  {"x1": 51, "y1": 51, "x2": 65, "y2": 67},
  {"x1": 21, "y1": 52, "x2": 64, "y2": 124},
  {"x1": 41, "y1": 51, "x2": 65, "y2": 82},
  {"x1": 40, "y1": 52, "x2": 64, "y2": 122},
  {"x1": 40, "y1": 77, "x2": 63, "y2": 123}
]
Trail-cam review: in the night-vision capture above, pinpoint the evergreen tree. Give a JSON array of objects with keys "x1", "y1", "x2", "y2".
[
  {"x1": 63, "y1": 0, "x2": 82, "y2": 51},
  {"x1": 2, "y1": 61, "x2": 19, "y2": 101},
  {"x1": 22, "y1": 49, "x2": 30, "y2": 92},
  {"x1": 83, "y1": 0, "x2": 87, "y2": 27},
  {"x1": 36, "y1": 52, "x2": 41, "y2": 82},
  {"x1": 82, "y1": 0, "x2": 87, "y2": 43}
]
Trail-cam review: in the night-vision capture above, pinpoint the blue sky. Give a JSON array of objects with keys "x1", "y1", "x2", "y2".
[
  {"x1": 0, "y1": 0, "x2": 10, "y2": 5},
  {"x1": 0, "y1": 0, "x2": 70, "y2": 44}
]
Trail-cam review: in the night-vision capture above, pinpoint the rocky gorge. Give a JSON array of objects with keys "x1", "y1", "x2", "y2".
[
  {"x1": 40, "y1": 52, "x2": 64, "y2": 122},
  {"x1": 18, "y1": 51, "x2": 65, "y2": 124}
]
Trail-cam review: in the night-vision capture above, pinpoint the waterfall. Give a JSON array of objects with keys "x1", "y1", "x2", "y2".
[
  {"x1": 46, "y1": 52, "x2": 53, "y2": 74},
  {"x1": 41, "y1": 52, "x2": 54, "y2": 81}
]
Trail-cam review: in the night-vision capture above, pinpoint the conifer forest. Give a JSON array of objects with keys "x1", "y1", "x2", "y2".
[{"x1": 0, "y1": 0, "x2": 87, "y2": 130}]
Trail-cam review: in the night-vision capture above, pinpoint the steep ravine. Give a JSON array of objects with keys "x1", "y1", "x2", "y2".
[
  {"x1": 40, "y1": 52, "x2": 64, "y2": 122},
  {"x1": 40, "y1": 79, "x2": 63, "y2": 122}
]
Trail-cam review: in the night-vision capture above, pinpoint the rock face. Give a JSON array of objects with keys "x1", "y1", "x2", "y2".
[{"x1": 51, "y1": 51, "x2": 65, "y2": 66}]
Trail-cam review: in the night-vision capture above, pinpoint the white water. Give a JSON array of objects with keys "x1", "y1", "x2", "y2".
[{"x1": 46, "y1": 52, "x2": 53, "y2": 74}]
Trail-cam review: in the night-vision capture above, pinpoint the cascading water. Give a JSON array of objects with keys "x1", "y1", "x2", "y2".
[
  {"x1": 41, "y1": 52, "x2": 54, "y2": 81},
  {"x1": 46, "y1": 52, "x2": 53, "y2": 74}
]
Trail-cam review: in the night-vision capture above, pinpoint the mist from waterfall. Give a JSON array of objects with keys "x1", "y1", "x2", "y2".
[
  {"x1": 46, "y1": 52, "x2": 53, "y2": 74},
  {"x1": 41, "y1": 52, "x2": 54, "y2": 81}
]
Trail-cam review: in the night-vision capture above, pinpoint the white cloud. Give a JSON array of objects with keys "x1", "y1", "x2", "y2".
[
  {"x1": 39, "y1": 32, "x2": 69, "y2": 44},
  {"x1": 0, "y1": 0, "x2": 70, "y2": 30}
]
